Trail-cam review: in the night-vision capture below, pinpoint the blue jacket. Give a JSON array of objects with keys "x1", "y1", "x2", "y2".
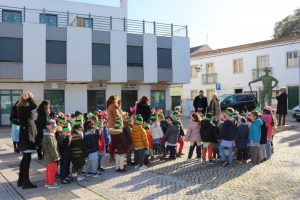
[
  {"x1": 84, "y1": 131, "x2": 99, "y2": 154},
  {"x1": 236, "y1": 124, "x2": 249, "y2": 149},
  {"x1": 249, "y1": 119, "x2": 263, "y2": 143}
]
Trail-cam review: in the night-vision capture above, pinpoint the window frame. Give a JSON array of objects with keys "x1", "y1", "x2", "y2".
[
  {"x1": 127, "y1": 45, "x2": 143, "y2": 67},
  {"x1": 157, "y1": 48, "x2": 172, "y2": 68},
  {"x1": 206, "y1": 63, "x2": 214, "y2": 74},
  {"x1": 286, "y1": 51, "x2": 298, "y2": 68},
  {"x1": 233, "y1": 58, "x2": 243, "y2": 73},
  {"x1": 40, "y1": 13, "x2": 58, "y2": 27},
  {"x1": 2, "y1": 9, "x2": 22, "y2": 24},
  {"x1": 44, "y1": 90, "x2": 65, "y2": 113},
  {"x1": 92, "y1": 43, "x2": 110, "y2": 66},
  {"x1": 256, "y1": 55, "x2": 269, "y2": 69}
]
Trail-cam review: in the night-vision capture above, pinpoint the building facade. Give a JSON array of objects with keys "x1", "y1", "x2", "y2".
[
  {"x1": 181, "y1": 36, "x2": 300, "y2": 116},
  {"x1": 0, "y1": 0, "x2": 190, "y2": 125}
]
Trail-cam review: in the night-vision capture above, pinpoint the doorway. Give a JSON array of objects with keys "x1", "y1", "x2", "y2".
[
  {"x1": 121, "y1": 90, "x2": 138, "y2": 113},
  {"x1": 0, "y1": 90, "x2": 22, "y2": 125},
  {"x1": 288, "y1": 86, "x2": 299, "y2": 110},
  {"x1": 87, "y1": 90, "x2": 106, "y2": 112},
  {"x1": 171, "y1": 96, "x2": 181, "y2": 111}
]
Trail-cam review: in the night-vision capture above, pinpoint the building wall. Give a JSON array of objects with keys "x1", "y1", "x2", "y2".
[
  {"x1": 65, "y1": 84, "x2": 87, "y2": 114},
  {"x1": 182, "y1": 42, "x2": 300, "y2": 116}
]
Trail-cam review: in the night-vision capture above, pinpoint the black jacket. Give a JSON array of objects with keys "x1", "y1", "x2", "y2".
[
  {"x1": 276, "y1": 92, "x2": 288, "y2": 115},
  {"x1": 17, "y1": 98, "x2": 37, "y2": 152},
  {"x1": 10, "y1": 103, "x2": 19, "y2": 125},
  {"x1": 84, "y1": 131, "x2": 99, "y2": 154},
  {"x1": 136, "y1": 102, "x2": 152, "y2": 122},
  {"x1": 236, "y1": 124, "x2": 249, "y2": 149},
  {"x1": 160, "y1": 120, "x2": 169, "y2": 135},
  {"x1": 220, "y1": 120, "x2": 237, "y2": 141},
  {"x1": 193, "y1": 95, "x2": 208, "y2": 113},
  {"x1": 70, "y1": 131, "x2": 87, "y2": 169},
  {"x1": 123, "y1": 125, "x2": 132, "y2": 146},
  {"x1": 260, "y1": 120, "x2": 268, "y2": 144},
  {"x1": 57, "y1": 135, "x2": 72, "y2": 158},
  {"x1": 200, "y1": 120, "x2": 218, "y2": 143},
  {"x1": 36, "y1": 111, "x2": 50, "y2": 145}
]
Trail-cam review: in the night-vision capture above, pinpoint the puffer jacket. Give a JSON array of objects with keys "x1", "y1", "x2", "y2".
[
  {"x1": 185, "y1": 120, "x2": 201, "y2": 142},
  {"x1": 249, "y1": 118, "x2": 263, "y2": 143},
  {"x1": 42, "y1": 131, "x2": 60, "y2": 164},
  {"x1": 131, "y1": 124, "x2": 149, "y2": 149},
  {"x1": 70, "y1": 130, "x2": 87, "y2": 169},
  {"x1": 84, "y1": 131, "x2": 99, "y2": 154},
  {"x1": 150, "y1": 122, "x2": 164, "y2": 139},
  {"x1": 163, "y1": 123, "x2": 180, "y2": 145}
]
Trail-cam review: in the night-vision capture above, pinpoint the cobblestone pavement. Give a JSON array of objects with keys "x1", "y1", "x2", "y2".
[{"x1": 0, "y1": 127, "x2": 300, "y2": 200}]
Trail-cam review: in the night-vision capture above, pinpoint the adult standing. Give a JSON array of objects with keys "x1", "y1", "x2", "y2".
[
  {"x1": 276, "y1": 87, "x2": 288, "y2": 126},
  {"x1": 193, "y1": 90, "x2": 208, "y2": 114},
  {"x1": 35, "y1": 100, "x2": 51, "y2": 160},
  {"x1": 106, "y1": 95, "x2": 123, "y2": 128},
  {"x1": 136, "y1": 96, "x2": 152, "y2": 123},
  {"x1": 209, "y1": 93, "x2": 221, "y2": 118},
  {"x1": 17, "y1": 92, "x2": 38, "y2": 189},
  {"x1": 10, "y1": 100, "x2": 20, "y2": 153}
]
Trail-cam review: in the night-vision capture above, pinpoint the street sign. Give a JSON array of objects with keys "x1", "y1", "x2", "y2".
[{"x1": 216, "y1": 83, "x2": 221, "y2": 91}]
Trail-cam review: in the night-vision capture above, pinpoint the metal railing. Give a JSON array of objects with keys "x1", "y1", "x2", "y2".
[
  {"x1": 252, "y1": 67, "x2": 273, "y2": 80},
  {"x1": 0, "y1": 5, "x2": 188, "y2": 37},
  {"x1": 201, "y1": 73, "x2": 218, "y2": 84}
]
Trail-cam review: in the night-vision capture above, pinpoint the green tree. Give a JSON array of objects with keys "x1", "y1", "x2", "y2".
[{"x1": 273, "y1": 8, "x2": 300, "y2": 39}]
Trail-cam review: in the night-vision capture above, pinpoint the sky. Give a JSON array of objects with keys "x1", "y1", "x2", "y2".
[{"x1": 69, "y1": 0, "x2": 300, "y2": 49}]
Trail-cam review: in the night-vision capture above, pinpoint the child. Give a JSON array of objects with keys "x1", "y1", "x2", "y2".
[
  {"x1": 150, "y1": 114, "x2": 164, "y2": 156},
  {"x1": 42, "y1": 120, "x2": 60, "y2": 189},
  {"x1": 123, "y1": 115, "x2": 133, "y2": 166},
  {"x1": 259, "y1": 112, "x2": 268, "y2": 162},
  {"x1": 219, "y1": 108, "x2": 237, "y2": 167},
  {"x1": 111, "y1": 118, "x2": 128, "y2": 172},
  {"x1": 57, "y1": 124, "x2": 72, "y2": 184},
  {"x1": 236, "y1": 117, "x2": 249, "y2": 163},
  {"x1": 102, "y1": 120, "x2": 110, "y2": 156},
  {"x1": 163, "y1": 115, "x2": 180, "y2": 160},
  {"x1": 201, "y1": 113, "x2": 218, "y2": 164},
  {"x1": 131, "y1": 114, "x2": 149, "y2": 169},
  {"x1": 96, "y1": 121, "x2": 106, "y2": 173},
  {"x1": 84, "y1": 122, "x2": 100, "y2": 177},
  {"x1": 174, "y1": 112, "x2": 185, "y2": 157},
  {"x1": 185, "y1": 113, "x2": 201, "y2": 162},
  {"x1": 248, "y1": 111, "x2": 263, "y2": 165},
  {"x1": 144, "y1": 122, "x2": 154, "y2": 164},
  {"x1": 262, "y1": 107, "x2": 273, "y2": 159},
  {"x1": 70, "y1": 120, "x2": 87, "y2": 181},
  {"x1": 159, "y1": 113, "x2": 169, "y2": 156},
  {"x1": 211, "y1": 118, "x2": 220, "y2": 161}
]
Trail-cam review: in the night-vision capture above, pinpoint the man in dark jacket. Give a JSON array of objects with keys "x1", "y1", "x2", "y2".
[
  {"x1": 276, "y1": 87, "x2": 288, "y2": 126},
  {"x1": 193, "y1": 90, "x2": 208, "y2": 114}
]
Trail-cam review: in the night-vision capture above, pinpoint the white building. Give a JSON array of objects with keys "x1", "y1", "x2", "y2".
[
  {"x1": 182, "y1": 36, "x2": 300, "y2": 116},
  {"x1": 0, "y1": 0, "x2": 190, "y2": 125}
]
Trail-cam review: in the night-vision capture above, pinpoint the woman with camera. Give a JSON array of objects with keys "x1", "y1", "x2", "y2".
[{"x1": 17, "y1": 92, "x2": 38, "y2": 189}]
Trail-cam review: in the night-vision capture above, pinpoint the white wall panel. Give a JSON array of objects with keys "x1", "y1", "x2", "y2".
[
  {"x1": 67, "y1": 27, "x2": 92, "y2": 82},
  {"x1": 106, "y1": 84, "x2": 122, "y2": 103},
  {"x1": 138, "y1": 84, "x2": 151, "y2": 100},
  {"x1": 23, "y1": 23, "x2": 46, "y2": 81},
  {"x1": 65, "y1": 84, "x2": 87, "y2": 113},
  {"x1": 172, "y1": 37, "x2": 190, "y2": 84},
  {"x1": 110, "y1": 31, "x2": 127, "y2": 82},
  {"x1": 143, "y1": 34, "x2": 158, "y2": 83}
]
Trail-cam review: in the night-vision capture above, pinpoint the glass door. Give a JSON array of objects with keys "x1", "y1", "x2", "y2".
[{"x1": 0, "y1": 90, "x2": 22, "y2": 126}]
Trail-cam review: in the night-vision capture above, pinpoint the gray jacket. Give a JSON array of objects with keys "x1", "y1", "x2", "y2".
[{"x1": 163, "y1": 124, "x2": 180, "y2": 145}]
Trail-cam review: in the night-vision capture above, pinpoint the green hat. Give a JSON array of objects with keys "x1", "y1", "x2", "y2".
[
  {"x1": 150, "y1": 114, "x2": 157, "y2": 121},
  {"x1": 76, "y1": 115, "x2": 83, "y2": 121},
  {"x1": 135, "y1": 114, "x2": 143, "y2": 125},
  {"x1": 73, "y1": 120, "x2": 82, "y2": 126},
  {"x1": 114, "y1": 117, "x2": 123, "y2": 128},
  {"x1": 205, "y1": 113, "x2": 212, "y2": 121},
  {"x1": 170, "y1": 115, "x2": 177, "y2": 123},
  {"x1": 87, "y1": 112, "x2": 94, "y2": 119},
  {"x1": 57, "y1": 117, "x2": 66, "y2": 124},
  {"x1": 62, "y1": 123, "x2": 71, "y2": 132},
  {"x1": 95, "y1": 122, "x2": 102, "y2": 127},
  {"x1": 225, "y1": 107, "x2": 235, "y2": 116},
  {"x1": 143, "y1": 122, "x2": 150, "y2": 129},
  {"x1": 158, "y1": 113, "x2": 165, "y2": 119},
  {"x1": 124, "y1": 115, "x2": 132, "y2": 124}
]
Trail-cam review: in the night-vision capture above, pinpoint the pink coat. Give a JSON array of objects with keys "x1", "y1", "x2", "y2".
[
  {"x1": 262, "y1": 114, "x2": 273, "y2": 141},
  {"x1": 185, "y1": 121, "x2": 201, "y2": 142}
]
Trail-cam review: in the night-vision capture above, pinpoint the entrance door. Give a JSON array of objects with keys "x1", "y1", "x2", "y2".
[
  {"x1": 87, "y1": 90, "x2": 106, "y2": 112},
  {"x1": 150, "y1": 90, "x2": 166, "y2": 112},
  {"x1": 0, "y1": 90, "x2": 22, "y2": 126},
  {"x1": 121, "y1": 90, "x2": 137, "y2": 113},
  {"x1": 288, "y1": 86, "x2": 299, "y2": 110},
  {"x1": 171, "y1": 96, "x2": 181, "y2": 111}
]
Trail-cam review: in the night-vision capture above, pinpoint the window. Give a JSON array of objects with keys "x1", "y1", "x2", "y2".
[
  {"x1": 0, "y1": 90, "x2": 22, "y2": 114},
  {"x1": 40, "y1": 14, "x2": 57, "y2": 27},
  {"x1": 191, "y1": 90, "x2": 198, "y2": 99},
  {"x1": 207, "y1": 89, "x2": 215, "y2": 102},
  {"x1": 257, "y1": 55, "x2": 269, "y2": 69},
  {"x1": 150, "y1": 90, "x2": 165, "y2": 111},
  {"x1": 46, "y1": 41, "x2": 66, "y2": 64},
  {"x1": 206, "y1": 63, "x2": 214, "y2": 74},
  {"x1": 2, "y1": 10, "x2": 22, "y2": 23},
  {"x1": 127, "y1": 46, "x2": 143, "y2": 67},
  {"x1": 233, "y1": 59, "x2": 243, "y2": 73},
  {"x1": 0, "y1": 38, "x2": 23, "y2": 62},
  {"x1": 75, "y1": 17, "x2": 93, "y2": 28},
  {"x1": 191, "y1": 66, "x2": 198, "y2": 78},
  {"x1": 92, "y1": 43, "x2": 110, "y2": 66},
  {"x1": 44, "y1": 90, "x2": 65, "y2": 113},
  {"x1": 87, "y1": 90, "x2": 105, "y2": 112},
  {"x1": 157, "y1": 48, "x2": 172, "y2": 68},
  {"x1": 287, "y1": 51, "x2": 298, "y2": 68}
]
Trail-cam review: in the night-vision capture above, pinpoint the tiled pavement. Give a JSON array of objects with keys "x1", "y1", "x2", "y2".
[{"x1": 0, "y1": 127, "x2": 300, "y2": 200}]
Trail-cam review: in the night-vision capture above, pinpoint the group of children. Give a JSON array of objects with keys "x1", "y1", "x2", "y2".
[{"x1": 186, "y1": 106, "x2": 277, "y2": 167}]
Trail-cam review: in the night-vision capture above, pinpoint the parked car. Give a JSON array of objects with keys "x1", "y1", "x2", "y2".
[
  {"x1": 219, "y1": 94, "x2": 257, "y2": 113},
  {"x1": 291, "y1": 105, "x2": 300, "y2": 122}
]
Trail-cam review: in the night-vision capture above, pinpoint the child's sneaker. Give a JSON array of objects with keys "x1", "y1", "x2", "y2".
[
  {"x1": 98, "y1": 167, "x2": 105, "y2": 172},
  {"x1": 86, "y1": 172, "x2": 92, "y2": 177},
  {"x1": 227, "y1": 163, "x2": 233, "y2": 167},
  {"x1": 48, "y1": 183, "x2": 60, "y2": 189},
  {"x1": 44, "y1": 184, "x2": 50, "y2": 187},
  {"x1": 197, "y1": 158, "x2": 202, "y2": 162},
  {"x1": 92, "y1": 173, "x2": 100, "y2": 178},
  {"x1": 61, "y1": 179, "x2": 71, "y2": 184},
  {"x1": 222, "y1": 161, "x2": 228, "y2": 167},
  {"x1": 77, "y1": 176, "x2": 86, "y2": 182},
  {"x1": 208, "y1": 160, "x2": 213, "y2": 164},
  {"x1": 202, "y1": 160, "x2": 206, "y2": 164},
  {"x1": 187, "y1": 159, "x2": 192, "y2": 163}
]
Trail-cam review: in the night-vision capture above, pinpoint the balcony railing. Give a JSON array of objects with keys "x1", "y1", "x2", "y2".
[
  {"x1": 0, "y1": 5, "x2": 188, "y2": 37},
  {"x1": 201, "y1": 73, "x2": 217, "y2": 84},
  {"x1": 252, "y1": 67, "x2": 273, "y2": 80}
]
